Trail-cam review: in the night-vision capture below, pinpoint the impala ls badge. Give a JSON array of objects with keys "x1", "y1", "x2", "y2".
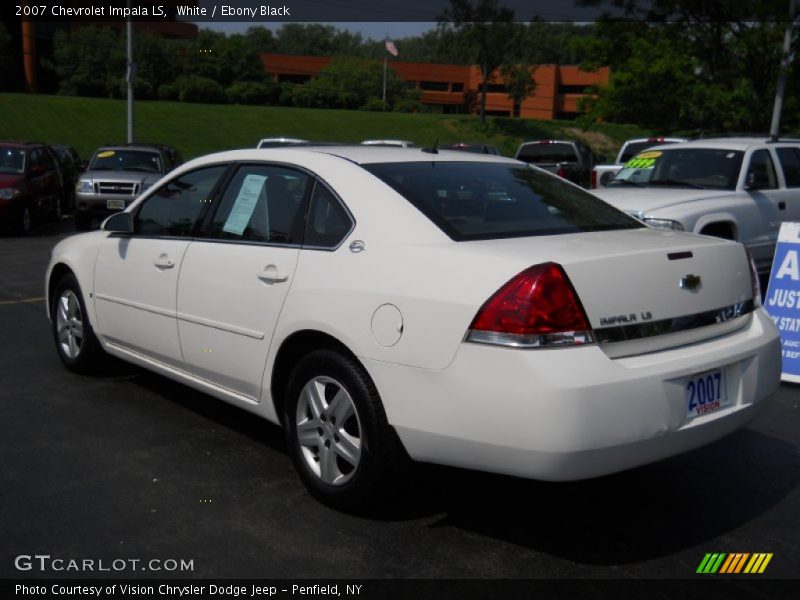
[{"x1": 680, "y1": 274, "x2": 702, "y2": 290}]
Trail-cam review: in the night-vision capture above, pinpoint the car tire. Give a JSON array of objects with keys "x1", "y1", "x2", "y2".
[
  {"x1": 16, "y1": 205, "x2": 32, "y2": 235},
  {"x1": 74, "y1": 213, "x2": 91, "y2": 231},
  {"x1": 52, "y1": 197, "x2": 63, "y2": 222},
  {"x1": 284, "y1": 349, "x2": 406, "y2": 512},
  {"x1": 51, "y1": 273, "x2": 105, "y2": 374}
]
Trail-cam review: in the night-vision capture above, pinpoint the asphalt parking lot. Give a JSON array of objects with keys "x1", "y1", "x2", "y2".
[{"x1": 1, "y1": 219, "x2": 799, "y2": 584}]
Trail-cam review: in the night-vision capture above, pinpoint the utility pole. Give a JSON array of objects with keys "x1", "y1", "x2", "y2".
[
  {"x1": 126, "y1": 1, "x2": 135, "y2": 144},
  {"x1": 769, "y1": 0, "x2": 798, "y2": 140}
]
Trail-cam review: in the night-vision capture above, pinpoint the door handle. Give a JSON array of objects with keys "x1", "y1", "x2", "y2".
[
  {"x1": 257, "y1": 265, "x2": 289, "y2": 283},
  {"x1": 154, "y1": 254, "x2": 175, "y2": 269}
]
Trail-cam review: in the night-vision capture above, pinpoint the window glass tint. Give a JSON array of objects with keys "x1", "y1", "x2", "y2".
[
  {"x1": 517, "y1": 143, "x2": 579, "y2": 163},
  {"x1": 612, "y1": 148, "x2": 744, "y2": 190},
  {"x1": 304, "y1": 182, "x2": 352, "y2": 248},
  {"x1": 209, "y1": 165, "x2": 309, "y2": 244},
  {"x1": 91, "y1": 150, "x2": 163, "y2": 174},
  {"x1": 747, "y1": 149, "x2": 778, "y2": 189},
  {"x1": 135, "y1": 165, "x2": 227, "y2": 237},
  {"x1": 777, "y1": 147, "x2": 800, "y2": 188},
  {"x1": 363, "y1": 161, "x2": 642, "y2": 241},
  {"x1": 40, "y1": 148, "x2": 57, "y2": 170}
]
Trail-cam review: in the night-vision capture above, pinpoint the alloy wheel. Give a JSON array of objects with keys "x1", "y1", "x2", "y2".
[
  {"x1": 56, "y1": 290, "x2": 84, "y2": 359},
  {"x1": 295, "y1": 376, "x2": 362, "y2": 485}
]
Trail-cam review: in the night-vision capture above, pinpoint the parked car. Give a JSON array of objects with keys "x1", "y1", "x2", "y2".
[
  {"x1": 514, "y1": 139, "x2": 596, "y2": 188},
  {"x1": 441, "y1": 142, "x2": 501, "y2": 155},
  {"x1": 51, "y1": 144, "x2": 84, "y2": 213},
  {"x1": 594, "y1": 137, "x2": 800, "y2": 274},
  {"x1": 361, "y1": 140, "x2": 415, "y2": 148},
  {"x1": 46, "y1": 146, "x2": 780, "y2": 510},
  {"x1": 0, "y1": 141, "x2": 64, "y2": 234},
  {"x1": 257, "y1": 137, "x2": 309, "y2": 149},
  {"x1": 74, "y1": 143, "x2": 182, "y2": 230},
  {"x1": 592, "y1": 137, "x2": 687, "y2": 189}
]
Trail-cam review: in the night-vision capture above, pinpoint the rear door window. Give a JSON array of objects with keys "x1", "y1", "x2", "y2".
[
  {"x1": 746, "y1": 149, "x2": 778, "y2": 190},
  {"x1": 208, "y1": 164, "x2": 311, "y2": 245},
  {"x1": 364, "y1": 161, "x2": 642, "y2": 241},
  {"x1": 517, "y1": 143, "x2": 579, "y2": 163},
  {"x1": 776, "y1": 147, "x2": 800, "y2": 188}
]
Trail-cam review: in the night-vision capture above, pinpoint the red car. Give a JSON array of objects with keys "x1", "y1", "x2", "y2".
[{"x1": 0, "y1": 141, "x2": 64, "y2": 234}]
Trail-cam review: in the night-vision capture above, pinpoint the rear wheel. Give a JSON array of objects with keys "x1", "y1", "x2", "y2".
[
  {"x1": 284, "y1": 349, "x2": 405, "y2": 511},
  {"x1": 51, "y1": 273, "x2": 104, "y2": 373}
]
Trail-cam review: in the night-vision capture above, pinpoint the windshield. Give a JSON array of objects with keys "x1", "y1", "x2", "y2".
[
  {"x1": 610, "y1": 148, "x2": 744, "y2": 190},
  {"x1": 517, "y1": 143, "x2": 579, "y2": 164},
  {"x1": 90, "y1": 149, "x2": 163, "y2": 173},
  {"x1": 363, "y1": 161, "x2": 643, "y2": 241},
  {"x1": 0, "y1": 147, "x2": 26, "y2": 175}
]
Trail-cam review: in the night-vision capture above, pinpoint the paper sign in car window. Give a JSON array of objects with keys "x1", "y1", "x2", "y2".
[
  {"x1": 637, "y1": 151, "x2": 662, "y2": 159},
  {"x1": 625, "y1": 156, "x2": 657, "y2": 169},
  {"x1": 222, "y1": 174, "x2": 267, "y2": 236},
  {"x1": 97, "y1": 151, "x2": 115, "y2": 158}
]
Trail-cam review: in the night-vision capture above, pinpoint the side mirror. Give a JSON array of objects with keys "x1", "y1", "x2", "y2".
[
  {"x1": 102, "y1": 212, "x2": 133, "y2": 233},
  {"x1": 746, "y1": 170, "x2": 768, "y2": 190}
]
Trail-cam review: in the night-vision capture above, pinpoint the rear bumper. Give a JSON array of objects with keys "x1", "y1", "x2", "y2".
[{"x1": 364, "y1": 308, "x2": 780, "y2": 481}]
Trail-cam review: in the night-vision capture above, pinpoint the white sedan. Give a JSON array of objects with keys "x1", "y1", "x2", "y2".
[{"x1": 46, "y1": 147, "x2": 781, "y2": 510}]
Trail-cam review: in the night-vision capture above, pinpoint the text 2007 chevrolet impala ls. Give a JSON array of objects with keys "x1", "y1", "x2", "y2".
[{"x1": 46, "y1": 146, "x2": 781, "y2": 510}]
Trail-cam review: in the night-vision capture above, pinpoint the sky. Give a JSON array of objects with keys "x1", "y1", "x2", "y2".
[{"x1": 198, "y1": 21, "x2": 437, "y2": 40}]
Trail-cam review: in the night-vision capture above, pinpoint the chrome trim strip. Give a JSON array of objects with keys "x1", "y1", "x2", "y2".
[
  {"x1": 594, "y1": 300, "x2": 756, "y2": 344},
  {"x1": 94, "y1": 292, "x2": 174, "y2": 318},
  {"x1": 176, "y1": 312, "x2": 265, "y2": 340}
]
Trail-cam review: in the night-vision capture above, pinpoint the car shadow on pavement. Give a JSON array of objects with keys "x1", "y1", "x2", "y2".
[
  {"x1": 390, "y1": 428, "x2": 799, "y2": 565},
  {"x1": 123, "y1": 367, "x2": 797, "y2": 565}
]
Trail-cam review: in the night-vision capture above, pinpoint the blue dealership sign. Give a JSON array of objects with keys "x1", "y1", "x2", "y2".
[{"x1": 764, "y1": 222, "x2": 800, "y2": 383}]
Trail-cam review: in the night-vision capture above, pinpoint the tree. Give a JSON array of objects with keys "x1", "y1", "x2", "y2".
[
  {"x1": 437, "y1": 0, "x2": 517, "y2": 123},
  {"x1": 501, "y1": 64, "x2": 537, "y2": 118}
]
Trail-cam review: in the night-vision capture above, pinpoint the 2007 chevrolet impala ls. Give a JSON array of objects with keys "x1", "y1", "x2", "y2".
[{"x1": 46, "y1": 146, "x2": 781, "y2": 510}]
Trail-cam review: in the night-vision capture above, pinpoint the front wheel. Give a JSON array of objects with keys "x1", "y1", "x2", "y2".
[
  {"x1": 284, "y1": 349, "x2": 406, "y2": 512},
  {"x1": 51, "y1": 273, "x2": 105, "y2": 373}
]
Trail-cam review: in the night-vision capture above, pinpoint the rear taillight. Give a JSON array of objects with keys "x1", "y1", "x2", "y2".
[
  {"x1": 590, "y1": 170, "x2": 597, "y2": 188},
  {"x1": 746, "y1": 248, "x2": 762, "y2": 307},
  {"x1": 557, "y1": 166, "x2": 567, "y2": 179},
  {"x1": 467, "y1": 262, "x2": 595, "y2": 348}
]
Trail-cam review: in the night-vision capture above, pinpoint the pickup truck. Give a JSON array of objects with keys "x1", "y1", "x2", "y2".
[
  {"x1": 515, "y1": 139, "x2": 596, "y2": 188},
  {"x1": 592, "y1": 136, "x2": 687, "y2": 189},
  {"x1": 592, "y1": 137, "x2": 800, "y2": 274}
]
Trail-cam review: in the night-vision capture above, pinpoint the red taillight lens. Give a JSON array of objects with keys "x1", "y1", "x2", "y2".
[
  {"x1": 556, "y1": 166, "x2": 567, "y2": 179},
  {"x1": 467, "y1": 262, "x2": 594, "y2": 348},
  {"x1": 590, "y1": 170, "x2": 597, "y2": 188},
  {"x1": 746, "y1": 248, "x2": 762, "y2": 307}
]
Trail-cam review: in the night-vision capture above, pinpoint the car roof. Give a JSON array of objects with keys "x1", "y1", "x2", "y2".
[
  {"x1": 184, "y1": 146, "x2": 519, "y2": 168},
  {"x1": 661, "y1": 137, "x2": 800, "y2": 151},
  {"x1": 519, "y1": 140, "x2": 578, "y2": 146},
  {"x1": 95, "y1": 145, "x2": 164, "y2": 153},
  {"x1": 0, "y1": 141, "x2": 45, "y2": 149}
]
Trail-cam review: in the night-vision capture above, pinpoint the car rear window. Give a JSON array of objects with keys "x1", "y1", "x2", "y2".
[
  {"x1": 516, "y1": 143, "x2": 579, "y2": 163},
  {"x1": 363, "y1": 161, "x2": 643, "y2": 241}
]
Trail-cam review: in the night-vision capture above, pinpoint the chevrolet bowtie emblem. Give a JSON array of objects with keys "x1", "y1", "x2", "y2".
[{"x1": 680, "y1": 274, "x2": 702, "y2": 290}]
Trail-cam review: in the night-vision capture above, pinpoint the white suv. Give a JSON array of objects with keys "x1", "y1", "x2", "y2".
[{"x1": 593, "y1": 137, "x2": 800, "y2": 274}]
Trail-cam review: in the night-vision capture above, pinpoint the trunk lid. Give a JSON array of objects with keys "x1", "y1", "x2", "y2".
[{"x1": 466, "y1": 229, "x2": 754, "y2": 357}]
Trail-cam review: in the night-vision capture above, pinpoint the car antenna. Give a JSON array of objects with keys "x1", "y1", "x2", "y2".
[{"x1": 422, "y1": 138, "x2": 439, "y2": 154}]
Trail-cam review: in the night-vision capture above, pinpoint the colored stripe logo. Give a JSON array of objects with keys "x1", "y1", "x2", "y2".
[{"x1": 697, "y1": 553, "x2": 773, "y2": 574}]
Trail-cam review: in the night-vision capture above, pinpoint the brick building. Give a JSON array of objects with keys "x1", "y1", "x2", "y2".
[{"x1": 260, "y1": 53, "x2": 610, "y2": 120}]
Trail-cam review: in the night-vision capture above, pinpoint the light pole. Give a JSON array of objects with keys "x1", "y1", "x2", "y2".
[
  {"x1": 769, "y1": 0, "x2": 798, "y2": 140},
  {"x1": 126, "y1": 1, "x2": 135, "y2": 143}
]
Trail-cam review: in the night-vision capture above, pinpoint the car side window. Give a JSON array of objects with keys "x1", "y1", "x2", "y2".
[
  {"x1": 746, "y1": 149, "x2": 778, "y2": 189},
  {"x1": 304, "y1": 181, "x2": 353, "y2": 248},
  {"x1": 29, "y1": 148, "x2": 43, "y2": 171},
  {"x1": 776, "y1": 147, "x2": 800, "y2": 188},
  {"x1": 134, "y1": 165, "x2": 227, "y2": 237},
  {"x1": 208, "y1": 164, "x2": 310, "y2": 244}
]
